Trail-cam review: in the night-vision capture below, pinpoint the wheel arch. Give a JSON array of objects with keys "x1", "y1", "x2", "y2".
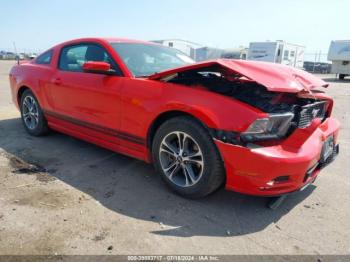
[
  {"x1": 147, "y1": 109, "x2": 216, "y2": 151},
  {"x1": 17, "y1": 85, "x2": 31, "y2": 105}
]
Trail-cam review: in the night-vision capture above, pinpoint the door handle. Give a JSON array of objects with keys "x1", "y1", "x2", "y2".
[{"x1": 53, "y1": 78, "x2": 62, "y2": 85}]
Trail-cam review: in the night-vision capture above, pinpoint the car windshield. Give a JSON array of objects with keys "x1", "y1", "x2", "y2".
[{"x1": 111, "y1": 42, "x2": 195, "y2": 77}]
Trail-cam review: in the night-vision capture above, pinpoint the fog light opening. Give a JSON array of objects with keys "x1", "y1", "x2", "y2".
[
  {"x1": 274, "y1": 175, "x2": 290, "y2": 183},
  {"x1": 266, "y1": 176, "x2": 290, "y2": 187}
]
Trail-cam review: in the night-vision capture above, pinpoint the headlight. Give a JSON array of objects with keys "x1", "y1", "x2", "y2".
[{"x1": 241, "y1": 113, "x2": 294, "y2": 142}]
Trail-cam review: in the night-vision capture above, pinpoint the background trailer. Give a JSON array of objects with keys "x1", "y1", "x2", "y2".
[
  {"x1": 328, "y1": 40, "x2": 350, "y2": 79},
  {"x1": 247, "y1": 41, "x2": 305, "y2": 68}
]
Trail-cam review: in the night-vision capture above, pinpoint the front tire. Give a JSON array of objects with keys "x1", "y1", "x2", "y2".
[
  {"x1": 152, "y1": 116, "x2": 225, "y2": 198},
  {"x1": 20, "y1": 89, "x2": 49, "y2": 136}
]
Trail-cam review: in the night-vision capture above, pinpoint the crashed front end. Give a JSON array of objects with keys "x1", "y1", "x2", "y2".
[
  {"x1": 215, "y1": 113, "x2": 340, "y2": 196},
  {"x1": 211, "y1": 87, "x2": 339, "y2": 196},
  {"x1": 151, "y1": 59, "x2": 340, "y2": 196}
]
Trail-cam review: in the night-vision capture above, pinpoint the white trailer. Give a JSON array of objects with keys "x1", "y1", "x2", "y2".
[
  {"x1": 327, "y1": 40, "x2": 350, "y2": 79},
  {"x1": 151, "y1": 39, "x2": 203, "y2": 60},
  {"x1": 247, "y1": 41, "x2": 305, "y2": 68}
]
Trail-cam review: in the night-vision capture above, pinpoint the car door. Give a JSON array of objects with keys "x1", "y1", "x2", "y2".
[{"x1": 48, "y1": 42, "x2": 124, "y2": 145}]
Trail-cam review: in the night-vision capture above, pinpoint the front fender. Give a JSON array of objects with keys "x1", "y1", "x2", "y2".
[{"x1": 157, "y1": 85, "x2": 266, "y2": 132}]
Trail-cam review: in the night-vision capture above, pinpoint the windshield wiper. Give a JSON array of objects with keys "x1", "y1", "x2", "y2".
[{"x1": 135, "y1": 75, "x2": 149, "y2": 78}]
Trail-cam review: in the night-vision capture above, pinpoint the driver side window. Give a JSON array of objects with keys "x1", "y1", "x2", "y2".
[
  {"x1": 58, "y1": 43, "x2": 122, "y2": 75},
  {"x1": 59, "y1": 45, "x2": 87, "y2": 71}
]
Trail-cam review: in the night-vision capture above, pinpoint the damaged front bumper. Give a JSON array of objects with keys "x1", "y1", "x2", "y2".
[{"x1": 215, "y1": 117, "x2": 340, "y2": 196}]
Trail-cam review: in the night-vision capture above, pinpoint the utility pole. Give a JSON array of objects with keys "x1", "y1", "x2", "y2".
[
  {"x1": 318, "y1": 50, "x2": 322, "y2": 62},
  {"x1": 13, "y1": 42, "x2": 18, "y2": 55},
  {"x1": 313, "y1": 52, "x2": 317, "y2": 72},
  {"x1": 13, "y1": 42, "x2": 19, "y2": 64}
]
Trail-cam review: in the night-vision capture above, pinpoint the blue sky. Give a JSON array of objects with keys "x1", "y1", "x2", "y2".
[{"x1": 1, "y1": 0, "x2": 349, "y2": 57}]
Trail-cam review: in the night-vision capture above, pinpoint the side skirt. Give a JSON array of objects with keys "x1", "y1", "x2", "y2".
[{"x1": 44, "y1": 110, "x2": 150, "y2": 162}]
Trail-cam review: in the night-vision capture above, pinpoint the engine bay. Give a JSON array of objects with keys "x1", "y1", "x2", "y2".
[
  {"x1": 164, "y1": 68, "x2": 329, "y2": 136},
  {"x1": 168, "y1": 69, "x2": 323, "y2": 112}
]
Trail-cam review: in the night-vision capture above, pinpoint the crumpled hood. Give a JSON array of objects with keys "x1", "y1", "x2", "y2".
[{"x1": 148, "y1": 59, "x2": 328, "y2": 93}]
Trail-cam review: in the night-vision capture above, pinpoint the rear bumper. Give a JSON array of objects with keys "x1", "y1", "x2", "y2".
[{"x1": 216, "y1": 117, "x2": 340, "y2": 196}]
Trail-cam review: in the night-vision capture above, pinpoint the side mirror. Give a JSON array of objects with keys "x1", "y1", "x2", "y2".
[{"x1": 82, "y1": 61, "x2": 112, "y2": 74}]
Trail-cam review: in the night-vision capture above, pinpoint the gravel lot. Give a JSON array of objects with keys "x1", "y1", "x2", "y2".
[{"x1": 0, "y1": 60, "x2": 349, "y2": 255}]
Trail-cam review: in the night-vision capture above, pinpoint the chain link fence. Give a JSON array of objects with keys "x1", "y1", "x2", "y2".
[{"x1": 304, "y1": 52, "x2": 332, "y2": 73}]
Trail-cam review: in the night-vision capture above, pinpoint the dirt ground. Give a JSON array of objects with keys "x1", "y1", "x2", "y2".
[{"x1": 0, "y1": 60, "x2": 349, "y2": 255}]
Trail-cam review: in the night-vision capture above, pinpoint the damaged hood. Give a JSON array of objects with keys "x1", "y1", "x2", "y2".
[{"x1": 148, "y1": 59, "x2": 328, "y2": 92}]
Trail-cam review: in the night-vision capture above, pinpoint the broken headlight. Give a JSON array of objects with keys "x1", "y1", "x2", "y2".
[{"x1": 241, "y1": 113, "x2": 294, "y2": 142}]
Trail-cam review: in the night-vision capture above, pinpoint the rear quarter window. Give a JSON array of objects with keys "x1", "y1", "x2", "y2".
[{"x1": 35, "y1": 50, "x2": 53, "y2": 65}]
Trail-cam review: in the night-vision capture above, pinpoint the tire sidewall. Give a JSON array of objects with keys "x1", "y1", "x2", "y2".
[
  {"x1": 20, "y1": 90, "x2": 47, "y2": 136},
  {"x1": 152, "y1": 117, "x2": 224, "y2": 198}
]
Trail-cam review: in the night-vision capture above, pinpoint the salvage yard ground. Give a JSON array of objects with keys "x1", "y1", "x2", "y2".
[{"x1": 0, "y1": 60, "x2": 349, "y2": 255}]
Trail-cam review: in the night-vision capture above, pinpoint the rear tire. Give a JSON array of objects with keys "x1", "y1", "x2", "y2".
[
  {"x1": 152, "y1": 116, "x2": 225, "y2": 198},
  {"x1": 20, "y1": 89, "x2": 49, "y2": 136},
  {"x1": 339, "y1": 74, "x2": 345, "y2": 80}
]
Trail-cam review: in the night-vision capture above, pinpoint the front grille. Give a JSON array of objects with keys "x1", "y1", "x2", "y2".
[{"x1": 297, "y1": 101, "x2": 327, "y2": 128}]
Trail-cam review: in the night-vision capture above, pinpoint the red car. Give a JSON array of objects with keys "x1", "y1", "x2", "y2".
[{"x1": 9, "y1": 38, "x2": 340, "y2": 198}]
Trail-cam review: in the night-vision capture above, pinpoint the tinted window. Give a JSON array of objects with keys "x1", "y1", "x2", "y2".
[
  {"x1": 111, "y1": 43, "x2": 194, "y2": 77},
  {"x1": 36, "y1": 50, "x2": 53, "y2": 65},
  {"x1": 58, "y1": 43, "x2": 121, "y2": 74}
]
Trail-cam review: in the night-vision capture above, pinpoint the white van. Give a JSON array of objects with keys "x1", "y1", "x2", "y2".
[{"x1": 328, "y1": 40, "x2": 350, "y2": 79}]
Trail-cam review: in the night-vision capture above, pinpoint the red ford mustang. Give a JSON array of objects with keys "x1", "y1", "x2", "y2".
[{"x1": 9, "y1": 38, "x2": 340, "y2": 198}]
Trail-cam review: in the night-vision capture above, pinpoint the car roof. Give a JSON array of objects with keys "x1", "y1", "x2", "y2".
[
  {"x1": 102, "y1": 37, "x2": 153, "y2": 44},
  {"x1": 56, "y1": 37, "x2": 156, "y2": 47}
]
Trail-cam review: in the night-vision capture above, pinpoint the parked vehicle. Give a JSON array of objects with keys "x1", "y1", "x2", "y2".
[
  {"x1": 328, "y1": 40, "x2": 350, "y2": 79},
  {"x1": 0, "y1": 51, "x2": 16, "y2": 60},
  {"x1": 303, "y1": 61, "x2": 332, "y2": 74},
  {"x1": 29, "y1": 54, "x2": 37, "y2": 60},
  {"x1": 9, "y1": 38, "x2": 340, "y2": 198},
  {"x1": 248, "y1": 41, "x2": 305, "y2": 68}
]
